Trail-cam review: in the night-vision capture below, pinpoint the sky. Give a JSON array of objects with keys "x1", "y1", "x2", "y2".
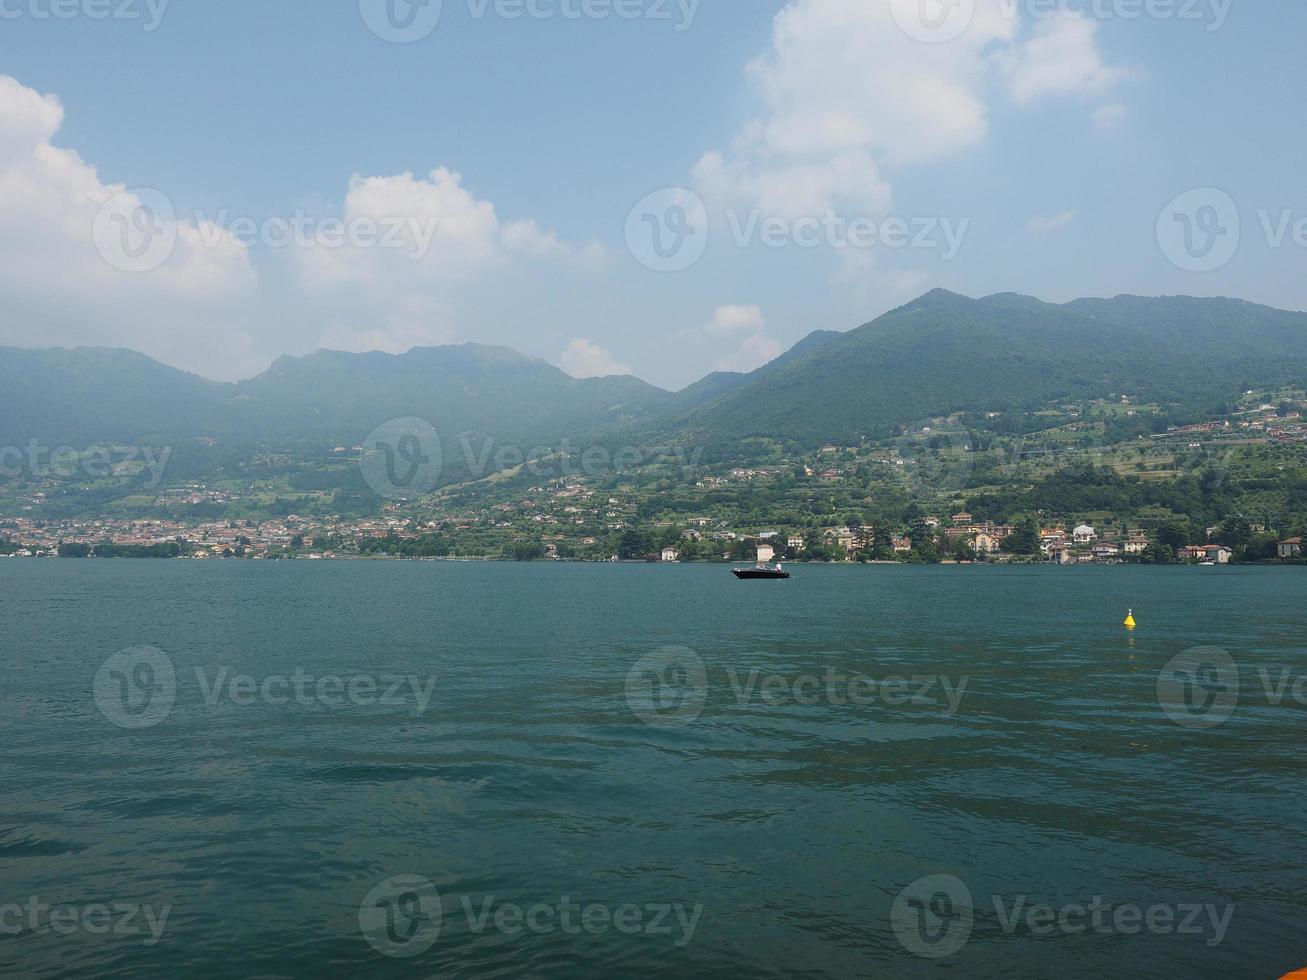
[{"x1": 0, "y1": 0, "x2": 1303, "y2": 390}]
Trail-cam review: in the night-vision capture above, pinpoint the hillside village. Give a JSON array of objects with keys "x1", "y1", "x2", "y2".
[
  {"x1": 2, "y1": 389, "x2": 1306, "y2": 565},
  {"x1": 2, "y1": 499, "x2": 1302, "y2": 566}
]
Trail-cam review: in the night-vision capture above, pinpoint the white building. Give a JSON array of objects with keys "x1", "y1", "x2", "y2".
[{"x1": 1073, "y1": 525, "x2": 1097, "y2": 545}]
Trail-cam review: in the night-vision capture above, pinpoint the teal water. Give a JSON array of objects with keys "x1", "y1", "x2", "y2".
[{"x1": 1, "y1": 562, "x2": 1304, "y2": 978}]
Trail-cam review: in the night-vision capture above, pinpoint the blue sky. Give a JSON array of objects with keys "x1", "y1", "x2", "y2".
[{"x1": 0, "y1": 0, "x2": 1302, "y2": 388}]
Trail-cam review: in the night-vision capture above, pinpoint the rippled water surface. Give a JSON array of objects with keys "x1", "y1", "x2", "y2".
[{"x1": 2, "y1": 561, "x2": 1305, "y2": 978}]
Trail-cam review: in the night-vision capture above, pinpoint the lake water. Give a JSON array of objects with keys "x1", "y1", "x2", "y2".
[{"x1": 1, "y1": 561, "x2": 1304, "y2": 978}]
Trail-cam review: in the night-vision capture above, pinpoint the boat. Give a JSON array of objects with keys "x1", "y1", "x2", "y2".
[{"x1": 732, "y1": 562, "x2": 791, "y2": 580}]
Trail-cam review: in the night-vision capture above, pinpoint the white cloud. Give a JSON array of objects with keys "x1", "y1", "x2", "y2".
[
  {"x1": 502, "y1": 218, "x2": 607, "y2": 270},
  {"x1": 830, "y1": 244, "x2": 880, "y2": 285},
  {"x1": 702, "y1": 304, "x2": 780, "y2": 375},
  {"x1": 692, "y1": 0, "x2": 1017, "y2": 219},
  {"x1": 0, "y1": 74, "x2": 259, "y2": 376},
  {"x1": 298, "y1": 168, "x2": 605, "y2": 354},
  {"x1": 707, "y1": 304, "x2": 766, "y2": 335},
  {"x1": 1093, "y1": 103, "x2": 1128, "y2": 130},
  {"x1": 713, "y1": 333, "x2": 784, "y2": 374},
  {"x1": 0, "y1": 75, "x2": 610, "y2": 379},
  {"x1": 1026, "y1": 210, "x2": 1076, "y2": 234},
  {"x1": 318, "y1": 294, "x2": 460, "y2": 356},
  {"x1": 559, "y1": 338, "x2": 632, "y2": 378},
  {"x1": 995, "y1": 14, "x2": 1126, "y2": 106},
  {"x1": 693, "y1": 148, "x2": 892, "y2": 224},
  {"x1": 879, "y1": 268, "x2": 932, "y2": 299},
  {"x1": 298, "y1": 168, "x2": 501, "y2": 291},
  {"x1": 693, "y1": 1, "x2": 1123, "y2": 225}
]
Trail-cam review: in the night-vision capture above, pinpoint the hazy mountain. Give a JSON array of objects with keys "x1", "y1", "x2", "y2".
[
  {"x1": 227, "y1": 344, "x2": 673, "y2": 445},
  {"x1": 0, "y1": 343, "x2": 673, "y2": 451},
  {"x1": 0, "y1": 347, "x2": 222, "y2": 446},
  {"x1": 663, "y1": 291, "x2": 1307, "y2": 445},
  {"x1": 667, "y1": 329, "x2": 844, "y2": 412},
  {"x1": 5, "y1": 294, "x2": 1307, "y2": 471}
]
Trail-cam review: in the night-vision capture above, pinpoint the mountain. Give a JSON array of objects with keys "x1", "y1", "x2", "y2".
[
  {"x1": 227, "y1": 344, "x2": 672, "y2": 445},
  {"x1": 666, "y1": 329, "x2": 844, "y2": 412},
  {"x1": 661, "y1": 291, "x2": 1307, "y2": 446},
  {"x1": 772, "y1": 329, "x2": 844, "y2": 365},
  {"x1": 0, "y1": 343, "x2": 673, "y2": 451},
  {"x1": 672, "y1": 371, "x2": 750, "y2": 410},
  {"x1": 0, "y1": 347, "x2": 223, "y2": 447},
  {"x1": 5, "y1": 292, "x2": 1307, "y2": 477}
]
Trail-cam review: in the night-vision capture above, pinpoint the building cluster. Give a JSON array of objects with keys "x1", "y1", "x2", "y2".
[
  {"x1": 1237, "y1": 404, "x2": 1307, "y2": 442},
  {"x1": 942, "y1": 513, "x2": 1018, "y2": 555},
  {"x1": 1032, "y1": 523, "x2": 1145, "y2": 564},
  {"x1": 1155, "y1": 404, "x2": 1307, "y2": 445},
  {"x1": 0, "y1": 514, "x2": 414, "y2": 559}
]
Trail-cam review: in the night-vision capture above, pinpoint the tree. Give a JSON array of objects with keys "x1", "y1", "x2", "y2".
[
  {"x1": 1141, "y1": 542, "x2": 1174, "y2": 564},
  {"x1": 618, "y1": 528, "x2": 652, "y2": 560},
  {"x1": 508, "y1": 539, "x2": 545, "y2": 562},
  {"x1": 871, "y1": 525, "x2": 893, "y2": 560},
  {"x1": 1156, "y1": 523, "x2": 1188, "y2": 552},
  {"x1": 726, "y1": 540, "x2": 758, "y2": 564},
  {"x1": 678, "y1": 538, "x2": 706, "y2": 562},
  {"x1": 855, "y1": 525, "x2": 875, "y2": 553},
  {"x1": 1216, "y1": 516, "x2": 1252, "y2": 549},
  {"x1": 1002, "y1": 518, "x2": 1040, "y2": 556},
  {"x1": 912, "y1": 532, "x2": 942, "y2": 563},
  {"x1": 1239, "y1": 534, "x2": 1278, "y2": 563}
]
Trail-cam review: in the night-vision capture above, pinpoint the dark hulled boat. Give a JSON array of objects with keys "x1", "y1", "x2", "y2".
[{"x1": 732, "y1": 564, "x2": 791, "y2": 580}]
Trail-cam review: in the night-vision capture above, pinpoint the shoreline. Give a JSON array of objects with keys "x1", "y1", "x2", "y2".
[{"x1": 3, "y1": 554, "x2": 1302, "y2": 568}]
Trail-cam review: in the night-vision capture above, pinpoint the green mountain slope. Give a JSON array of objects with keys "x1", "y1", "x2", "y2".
[
  {"x1": 0, "y1": 347, "x2": 223, "y2": 446},
  {"x1": 0, "y1": 343, "x2": 673, "y2": 451},
  {"x1": 227, "y1": 344, "x2": 673, "y2": 444},
  {"x1": 664, "y1": 329, "x2": 844, "y2": 414},
  {"x1": 665, "y1": 291, "x2": 1307, "y2": 446},
  {"x1": 5, "y1": 293, "x2": 1307, "y2": 477}
]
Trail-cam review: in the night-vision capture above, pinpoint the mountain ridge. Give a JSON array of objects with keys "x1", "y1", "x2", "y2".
[
  {"x1": 4, "y1": 292, "x2": 1307, "y2": 460},
  {"x1": 658, "y1": 291, "x2": 1307, "y2": 446}
]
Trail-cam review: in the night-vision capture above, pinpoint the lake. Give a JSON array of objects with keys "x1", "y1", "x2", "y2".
[{"x1": 1, "y1": 561, "x2": 1304, "y2": 978}]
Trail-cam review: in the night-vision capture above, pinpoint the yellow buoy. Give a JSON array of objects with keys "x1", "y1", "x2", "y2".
[{"x1": 1124, "y1": 609, "x2": 1137, "y2": 630}]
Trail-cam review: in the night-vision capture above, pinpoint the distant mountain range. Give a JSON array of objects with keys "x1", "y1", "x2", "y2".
[
  {"x1": 4, "y1": 291, "x2": 1307, "y2": 469},
  {"x1": 662, "y1": 290, "x2": 1307, "y2": 446},
  {"x1": 0, "y1": 342, "x2": 672, "y2": 450}
]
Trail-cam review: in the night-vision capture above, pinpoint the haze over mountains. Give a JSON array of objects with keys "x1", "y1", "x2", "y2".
[{"x1": 5, "y1": 291, "x2": 1307, "y2": 464}]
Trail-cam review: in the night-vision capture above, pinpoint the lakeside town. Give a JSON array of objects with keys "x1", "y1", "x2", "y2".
[
  {"x1": 3, "y1": 390, "x2": 1306, "y2": 566},
  {"x1": 2, "y1": 507, "x2": 1302, "y2": 566}
]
